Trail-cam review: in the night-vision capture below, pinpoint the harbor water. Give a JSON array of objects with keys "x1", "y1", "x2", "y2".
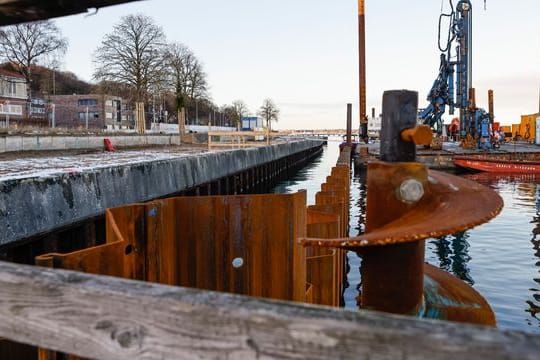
[{"x1": 272, "y1": 139, "x2": 540, "y2": 334}]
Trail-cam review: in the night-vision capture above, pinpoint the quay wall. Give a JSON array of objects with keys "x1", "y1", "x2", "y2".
[
  {"x1": 0, "y1": 134, "x2": 181, "y2": 153},
  {"x1": 417, "y1": 153, "x2": 456, "y2": 170},
  {"x1": 0, "y1": 140, "x2": 324, "y2": 246}
]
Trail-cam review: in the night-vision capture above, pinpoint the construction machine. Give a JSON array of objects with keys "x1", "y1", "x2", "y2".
[{"x1": 420, "y1": 0, "x2": 493, "y2": 149}]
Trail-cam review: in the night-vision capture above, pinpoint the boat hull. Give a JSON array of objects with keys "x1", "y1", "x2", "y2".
[{"x1": 454, "y1": 156, "x2": 540, "y2": 173}]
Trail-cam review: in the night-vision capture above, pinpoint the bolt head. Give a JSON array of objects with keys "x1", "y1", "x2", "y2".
[
  {"x1": 232, "y1": 257, "x2": 244, "y2": 268},
  {"x1": 399, "y1": 179, "x2": 424, "y2": 204}
]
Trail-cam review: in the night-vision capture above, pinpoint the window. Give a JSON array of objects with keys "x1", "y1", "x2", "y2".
[
  {"x1": 78, "y1": 99, "x2": 98, "y2": 106},
  {"x1": 7, "y1": 82, "x2": 16, "y2": 96},
  {"x1": 78, "y1": 112, "x2": 99, "y2": 120},
  {"x1": 8, "y1": 105, "x2": 22, "y2": 115}
]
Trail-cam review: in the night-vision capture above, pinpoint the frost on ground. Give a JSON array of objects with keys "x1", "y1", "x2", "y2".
[{"x1": 0, "y1": 147, "x2": 209, "y2": 181}]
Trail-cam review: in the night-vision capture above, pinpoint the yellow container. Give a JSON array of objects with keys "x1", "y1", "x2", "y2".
[
  {"x1": 512, "y1": 124, "x2": 521, "y2": 139},
  {"x1": 520, "y1": 113, "x2": 540, "y2": 142},
  {"x1": 499, "y1": 125, "x2": 511, "y2": 133}
]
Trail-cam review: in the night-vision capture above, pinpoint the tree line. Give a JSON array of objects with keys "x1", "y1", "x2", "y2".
[{"x1": 0, "y1": 15, "x2": 279, "y2": 129}]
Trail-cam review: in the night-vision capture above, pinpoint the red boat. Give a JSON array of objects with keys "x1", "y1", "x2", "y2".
[{"x1": 454, "y1": 156, "x2": 540, "y2": 173}]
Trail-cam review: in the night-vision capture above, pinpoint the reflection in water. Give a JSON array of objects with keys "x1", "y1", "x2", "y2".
[
  {"x1": 463, "y1": 172, "x2": 540, "y2": 186},
  {"x1": 527, "y1": 185, "x2": 540, "y2": 321},
  {"x1": 271, "y1": 153, "x2": 324, "y2": 204},
  {"x1": 352, "y1": 169, "x2": 367, "y2": 236},
  {"x1": 462, "y1": 172, "x2": 540, "y2": 330},
  {"x1": 344, "y1": 169, "x2": 367, "y2": 307},
  {"x1": 430, "y1": 232, "x2": 474, "y2": 285}
]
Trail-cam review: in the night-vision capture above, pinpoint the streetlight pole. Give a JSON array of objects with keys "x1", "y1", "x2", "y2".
[
  {"x1": 152, "y1": 94, "x2": 156, "y2": 128},
  {"x1": 86, "y1": 106, "x2": 89, "y2": 129},
  {"x1": 195, "y1": 99, "x2": 199, "y2": 125},
  {"x1": 6, "y1": 111, "x2": 8, "y2": 128},
  {"x1": 5, "y1": 100, "x2": 9, "y2": 128},
  {"x1": 51, "y1": 103, "x2": 55, "y2": 128}
]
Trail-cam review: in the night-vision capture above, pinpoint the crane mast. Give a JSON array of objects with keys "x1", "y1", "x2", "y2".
[{"x1": 455, "y1": 0, "x2": 472, "y2": 134}]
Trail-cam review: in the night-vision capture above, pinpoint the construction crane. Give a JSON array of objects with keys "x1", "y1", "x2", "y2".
[{"x1": 420, "y1": 0, "x2": 493, "y2": 149}]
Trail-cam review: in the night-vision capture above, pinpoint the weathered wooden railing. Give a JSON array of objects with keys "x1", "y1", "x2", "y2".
[
  {"x1": 0, "y1": 260, "x2": 538, "y2": 360},
  {"x1": 208, "y1": 130, "x2": 270, "y2": 149}
]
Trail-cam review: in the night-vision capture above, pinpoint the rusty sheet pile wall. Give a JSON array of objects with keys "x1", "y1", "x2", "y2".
[
  {"x1": 22, "y1": 147, "x2": 352, "y2": 359},
  {"x1": 34, "y1": 147, "x2": 351, "y2": 303}
]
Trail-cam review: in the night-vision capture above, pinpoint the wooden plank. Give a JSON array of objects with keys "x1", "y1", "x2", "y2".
[
  {"x1": 208, "y1": 130, "x2": 274, "y2": 150},
  {"x1": 208, "y1": 131, "x2": 268, "y2": 137},
  {"x1": 0, "y1": 260, "x2": 539, "y2": 359}
]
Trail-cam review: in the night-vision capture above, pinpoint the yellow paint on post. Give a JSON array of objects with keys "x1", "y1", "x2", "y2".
[{"x1": 358, "y1": 0, "x2": 365, "y2": 15}]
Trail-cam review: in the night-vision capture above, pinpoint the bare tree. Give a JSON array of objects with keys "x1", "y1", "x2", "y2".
[
  {"x1": 232, "y1": 100, "x2": 249, "y2": 130},
  {"x1": 220, "y1": 104, "x2": 236, "y2": 127},
  {"x1": 93, "y1": 14, "x2": 167, "y2": 102},
  {"x1": 188, "y1": 61, "x2": 208, "y2": 100},
  {"x1": 0, "y1": 20, "x2": 67, "y2": 110},
  {"x1": 164, "y1": 42, "x2": 208, "y2": 124},
  {"x1": 165, "y1": 43, "x2": 193, "y2": 112},
  {"x1": 258, "y1": 98, "x2": 279, "y2": 131}
]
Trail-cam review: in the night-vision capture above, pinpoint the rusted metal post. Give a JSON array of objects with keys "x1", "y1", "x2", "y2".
[
  {"x1": 346, "y1": 103, "x2": 352, "y2": 146},
  {"x1": 488, "y1": 89, "x2": 494, "y2": 128},
  {"x1": 469, "y1": 87, "x2": 476, "y2": 134},
  {"x1": 469, "y1": 88, "x2": 476, "y2": 111},
  {"x1": 361, "y1": 242, "x2": 425, "y2": 314},
  {"x1": 361, "y1": 90, "x2": 425, "y2": 315},
  {"x1": 358, "y1": 0, "x2": 368, "y2": 143},
  {"x1": 380, "y1": 90, "x2": 419, "y2": 162}
]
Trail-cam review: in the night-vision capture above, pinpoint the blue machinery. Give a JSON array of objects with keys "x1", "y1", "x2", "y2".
[{"x1": 420, "y1": 0, "x2": 493, "y2": 149}]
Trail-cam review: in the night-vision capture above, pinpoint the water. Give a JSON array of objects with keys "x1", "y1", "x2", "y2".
[{"x1": 272, "y1": 139, "x2": 540, "y2": 334}]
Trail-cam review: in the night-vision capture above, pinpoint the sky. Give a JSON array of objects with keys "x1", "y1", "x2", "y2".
[{"x1": 53, "y1": 0, "x2": 540, "y2": 130}]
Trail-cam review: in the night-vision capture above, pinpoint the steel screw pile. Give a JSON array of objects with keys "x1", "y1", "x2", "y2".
[{"x1": 301, "y1": 90, "x2": 503, "y2": 325}]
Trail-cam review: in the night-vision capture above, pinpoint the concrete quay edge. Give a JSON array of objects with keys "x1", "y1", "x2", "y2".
[{"x1": 0, "y1": 140, "x2": 324, "y2": 246}]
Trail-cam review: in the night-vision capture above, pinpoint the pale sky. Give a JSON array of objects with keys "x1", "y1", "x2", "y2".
[{"x1": 54, "y1": 0, "x2": 540, "y2": 129}]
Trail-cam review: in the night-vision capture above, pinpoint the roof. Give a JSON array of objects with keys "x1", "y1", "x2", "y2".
[
  {"x1": 0, "y1": 0, "x2": 143, "y2": 25},
  {"x1": 50, "y1": 94, "x2": 122, "y2": 99},
  {"x1": 0, "y1": 68, "x2": 24, "y2": 79}
]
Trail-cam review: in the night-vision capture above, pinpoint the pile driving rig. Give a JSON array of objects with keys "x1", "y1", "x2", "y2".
[{"x1": 420, "y1": 0, "x2": 494, "y2": 149}]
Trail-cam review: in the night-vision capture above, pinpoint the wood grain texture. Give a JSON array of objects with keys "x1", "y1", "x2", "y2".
[{"x1": 0, "y1": 261, "x2": 539, "y2": 359}]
